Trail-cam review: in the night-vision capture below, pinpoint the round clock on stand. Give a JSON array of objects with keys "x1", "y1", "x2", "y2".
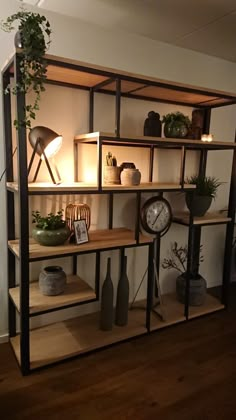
[{"x1": 131, "y1": 195, "x2": 172, "y2": 320}]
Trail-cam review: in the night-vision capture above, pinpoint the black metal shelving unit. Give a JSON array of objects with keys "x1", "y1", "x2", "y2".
[{"x1": 2, "y1": 52, "x2": 236, "y2": 375}]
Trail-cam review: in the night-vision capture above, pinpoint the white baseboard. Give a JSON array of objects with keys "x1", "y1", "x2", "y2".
[{"x1": 0, "y1": 333, "x2": 9, "y2": 344}]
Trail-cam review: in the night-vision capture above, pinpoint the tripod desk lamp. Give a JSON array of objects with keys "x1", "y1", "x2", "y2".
[{"x1": 28, "y1": 126, "x2": 63, "y2": 184}]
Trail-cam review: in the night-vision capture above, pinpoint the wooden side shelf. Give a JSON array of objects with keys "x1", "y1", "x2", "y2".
[
  {"x1": 188, "y1": 294, "x2": 224, "y2": 318},
  {"x1": 150, "y1": 293, "x2": 185, "y2": 331},
  {"x1": 9, "y1": 275, "x2": 96, "y2": 315},
  {"x1": 8, "y1": 228, "x2": 152, "y2": 260},
  {"x1": 10, "y1": 308, "x2": 147, "y2": 369},
  {"x1": 173, "y1": 211, "x2": 231, "y2": 226},
  {"x1": 7, "y1": 181, "x2": 196, "y2": 194}
]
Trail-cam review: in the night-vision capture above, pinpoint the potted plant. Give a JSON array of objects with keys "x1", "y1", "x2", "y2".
[
  {"x1": 1, "y1": 4, "x2": 51, "y2": 128},
  {"x1": 104, "y1": 151, "x2": 121, "y2": 184},
  {"x1": 162, "y1": 111, "x2": 191, "y2": 138},
  {"x1": 32, "y1": 210, "x2": 70, "y2": 246},
  {"x1": 162, "y1": 241, "x2": 206, "y2": 306},
  {"x1": 185, "y1": 175, "x2": 222, "y2": 217}
]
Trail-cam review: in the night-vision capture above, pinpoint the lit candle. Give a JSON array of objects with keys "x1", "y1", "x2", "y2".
[
  {"x1": 207, "y1": 134, "x2": 213, "y2": 142},
  {"x1": 201, "y1": 134, "x2": 208, "y2": 142}
]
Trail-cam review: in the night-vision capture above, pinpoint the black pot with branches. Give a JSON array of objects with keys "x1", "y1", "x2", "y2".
[{"x1": 162, "y1": 241, "x2": 207, "y2": 306}]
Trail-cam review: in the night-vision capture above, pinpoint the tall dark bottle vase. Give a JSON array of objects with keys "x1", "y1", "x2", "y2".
[
  {"x1": 100, "y1": 257, "x2": 114, "y2": 331},
  {"x1": 115, "y1": 256, "x2": 129, "y2": 326}
]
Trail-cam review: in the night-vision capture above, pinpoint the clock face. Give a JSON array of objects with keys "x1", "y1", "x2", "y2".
[{"x1": 141, "y1": 197, "x2": 172, "y2": 235}]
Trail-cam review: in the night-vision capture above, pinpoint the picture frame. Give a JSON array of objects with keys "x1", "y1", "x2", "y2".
[{"x1": 74, "y1": 219, "x2": 89, "y2": 244}]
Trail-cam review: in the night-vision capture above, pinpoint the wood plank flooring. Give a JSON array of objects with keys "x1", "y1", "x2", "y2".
[{"x1": 1, "y1": 286, "x2": 236, "y2": 420}]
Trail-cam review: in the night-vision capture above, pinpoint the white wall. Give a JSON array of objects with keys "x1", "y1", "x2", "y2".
[{"x1": 0, "y1": 0, "x2": 236, "y2": 340}]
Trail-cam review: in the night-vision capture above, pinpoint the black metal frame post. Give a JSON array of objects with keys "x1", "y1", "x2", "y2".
[
  {"x1": 115, "y1": 78, "x2": 121, "y2": 137},
  {"x1": 3, "y1": 70, "x2": 16, "y2": 337},
  {"x1": 146, "y1": 242, "x2": 154, "y2": 331},
  {"x1": 135, "y1": 192, "x2": 141, "y2": 243},
  {"x1": 222, "y1": 145, "x2": 236, "y2": 306},
  {"x1": 89, "y1": 88, "x2": 94, "y2": 132},
  {"x1": 15, "y1": 53, "x2": 30, "y2": 375},
  {"x1": 180, "y1": 146, "x2": 186, "y2": 188},
  {"x1": 149, "y1": 146, "x2": 154, "y2": 182},
  {"x1": 97, "y1": 135, "x2": 102, "y2": 190}
]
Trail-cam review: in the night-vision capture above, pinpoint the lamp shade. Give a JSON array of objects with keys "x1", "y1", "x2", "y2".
[{"x1": 29, "y1": 126, "x2": 63, "y2": 159}]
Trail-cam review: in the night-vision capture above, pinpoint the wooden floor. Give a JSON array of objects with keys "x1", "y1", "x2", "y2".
[{"x1": 1, "y1": 286, "x2": 236, "y2": 419}]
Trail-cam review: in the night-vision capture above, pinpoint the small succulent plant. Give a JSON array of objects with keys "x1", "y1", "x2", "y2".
[{"x1": 106, "y1": 152, "x2": 117, "y2": 166}]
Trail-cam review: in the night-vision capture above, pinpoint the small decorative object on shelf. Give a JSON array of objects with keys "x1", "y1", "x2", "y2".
[
  {"x1": 162, "y1": 111, "x2": 191, "y2": 138},
  {"x1": 120, "y1": 168, "x2": 141, "y2": 186},
  {"x1": 188, "y1": 109, "x2": 205, "y2": 140},
  {"x1": 104, "y1": 151, "x2": 121, "y2": 184},
  {"x1": 39, "y1": 266, "x2": 67, "y2": 296},
  {"x1": 32, "y1": 210, "x2": 70, "y2": 246},
  {"x1": 100, "y1": 257, "x2": 114, "y2": 331},
  {"x1": 185, "y1": 175, "x2": 222, "y2": 217},
  {"x1": 115, "y1": 255, "x2": 129, "y2": 326},
  {"x1": 162, "y1": 242, "x2": 206, "y2": 306},
  {"x1": 141, "y1": 196, "x2": 172, "y2": 236},
  {"x1": 66, "y1": 203, "x2": 90, "y2": 242},
  {"x1": 0, "y1": 6, "x2": 51, "y2": 128},
  {"x1": 143, "y1": 111, "x2": 162, "y2": 137},
  {"x1": 74, "y1": 219, "x2": 89, "y2": 244},
  {"x1": 120, "y1": 161, "x2": 136, "y2": 171}
]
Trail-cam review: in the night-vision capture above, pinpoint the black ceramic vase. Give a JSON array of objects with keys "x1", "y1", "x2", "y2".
[
  {"x1": 100, "y1": 257, "x2": 114, "y2": 331},
  {"x1": 144, "y1": 111, "x2": 162, "y2": 137},
  {"x1": 115, "y1": 256, "x2": 129, "y2": 326}
]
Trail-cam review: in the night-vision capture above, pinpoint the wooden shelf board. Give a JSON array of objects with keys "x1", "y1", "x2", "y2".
[
  {"x1": 150, "y1": 293, "x2": 185, "y2": 331},
  {"x1": 188, "y1": 294, "x2": 224, "y2": 319},
  {"x1": 8, "y1": 228, "x2": 152, "y2": 260},
  {"x1": 173, "y1": 211, "x2": 231, "y2": 226},
  {"x1": 10, "y1": 309, "x2": 146, "y2": 369},
  {"x1": 9, "y1": 275, "x2": 96, "y2": 314},
  {"x1": 75, "y1": 132, "x2": 236, "y2": 149},
  {"x1": 7, "y1": 182, "x2": 98, "y2": 193},
  {"x1": 7, "y1": 181, "x2": 196, "y2": 193}
]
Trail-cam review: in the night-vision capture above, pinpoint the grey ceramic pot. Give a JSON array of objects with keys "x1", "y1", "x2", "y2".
[
  {"x1": 185, "y1": 193, "x2": 212, "y2": 217},
  {"x1": 176, "y1": 273, "x2": 207, "y2": 306},
  {"x1": 32, "y1": 225, "x2": 70, "y2": 246},
  {"x1": 39, "y1": 266, "x2": 67, "y2": 296}
]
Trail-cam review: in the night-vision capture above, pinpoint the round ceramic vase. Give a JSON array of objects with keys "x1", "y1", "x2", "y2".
[
  {"x1": 120, "y1": 168, "x2": 141, "y2": 186},
  {"x1": 32, "y1": 225, "x2": 71, "y2": 246},
  {"x1": 39, "y1": 266, "x2": 67, "y2": 296}
]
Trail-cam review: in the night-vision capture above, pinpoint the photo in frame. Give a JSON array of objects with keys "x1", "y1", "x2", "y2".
[{"x1": 74, "y1": 219, "x2": 89, "y2": 244}]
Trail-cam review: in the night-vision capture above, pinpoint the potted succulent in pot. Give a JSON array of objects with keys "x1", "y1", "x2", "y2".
[
  {"x1": 32, "y1": 210, "x2": 70, "y2": 246},
  {"x1": 104, "y1": 151, "x2": 121, "y2": 184},
  {"x1": 162, "y1": 111, "x2": 191, "y2": 138},
  {"x1": 162, "y1": 241, "x2": 206, "y2": 306},
  {"x1": 1, "y1": 4, "x2": 51, "y2": 128},
  {"x1": 185, "y1": 175, "x2": 222, "y2": 217}
]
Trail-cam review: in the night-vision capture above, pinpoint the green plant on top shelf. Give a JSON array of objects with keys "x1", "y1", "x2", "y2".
[
  {"x1": 186, "y1": 175, "x2": 222, "y2": 198},
  {"x1": 1, "y1": 1, "x2": 51, "y2": 129},
  {"x1": 106, "y1": 151, "x2": 117, "y2": 166},
  {"x1": 32, "y1": 210, "x2": 66, "y2": 230},
  {"x1": 162, "y1": 111, "x2": 191, "y2": 127},
  {"x1": 162, "y1": 111, "x2": 191, "y2": 138}
]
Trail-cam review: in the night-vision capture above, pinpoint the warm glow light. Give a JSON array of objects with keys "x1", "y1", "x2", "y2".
[
  {"x1": 43, "y1": 136, "x2": 63, "y2": 159},
  {"x1": 201, "y1": 134, "x2": 213, "y2": 142}
]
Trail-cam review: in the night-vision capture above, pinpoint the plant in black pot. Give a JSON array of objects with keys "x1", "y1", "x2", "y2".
[
  {"x1": 185, "y1": 175, "x2": 222, "y2": 217},
  {"x1": 162, "y1": 111, "x2": 191, "y2": 138},
  {"x1": 1, "y1": 4, "x2": 51, "y2": 128},
  {"x1": 162, "y1": 241, "x2": 206, "y2": 306},
  {"x1": 32, "y1": 210, "x2": 70, "y2": 246}
]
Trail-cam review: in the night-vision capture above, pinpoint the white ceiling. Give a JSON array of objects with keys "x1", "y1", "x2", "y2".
[{"x1": 24, "y1": 0, "x2": 236, "y2": 62}]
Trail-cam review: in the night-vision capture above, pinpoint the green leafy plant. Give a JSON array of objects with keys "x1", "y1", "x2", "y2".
[
  {"x1": 186, "y1": 175, "x2": 222, "y2": 198},
  {"x1": 162, "y1": 241, "x2": 204, "y2": 276},
  {"x1": 1, "y1": 3, "x2": 51, "y2": 128},
  {"x1": 32, "y1": 210, "x2": 66, "y2": 230},
  {"x1": 106, "y1": 151, "x2": 117, "y2": 166},
  {"x1": 162, "y1": 111, "x2": 191, "y2": 127}
]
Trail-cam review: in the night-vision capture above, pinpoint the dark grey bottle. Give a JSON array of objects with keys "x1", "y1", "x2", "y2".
[
  {"x1": 115, "y1": 256, "x2": 129, "y2": 326},
  {"x1": 100, "y1": 258, "x2": 114, "y2": 331}
]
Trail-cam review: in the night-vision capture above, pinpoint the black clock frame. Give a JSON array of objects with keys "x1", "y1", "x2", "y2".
[{"x1": 140, "y1": 196, "x2": 172, "y2": 236}]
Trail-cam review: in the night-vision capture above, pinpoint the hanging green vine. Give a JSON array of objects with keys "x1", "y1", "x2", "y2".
[{"x1": 1, "y1": 5, "x2": 51, "y2": 129}]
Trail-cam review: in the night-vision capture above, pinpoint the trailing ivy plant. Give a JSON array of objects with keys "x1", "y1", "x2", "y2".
[{"x1": 1, "y1": 3, "x2": 51, "y2": 129}]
